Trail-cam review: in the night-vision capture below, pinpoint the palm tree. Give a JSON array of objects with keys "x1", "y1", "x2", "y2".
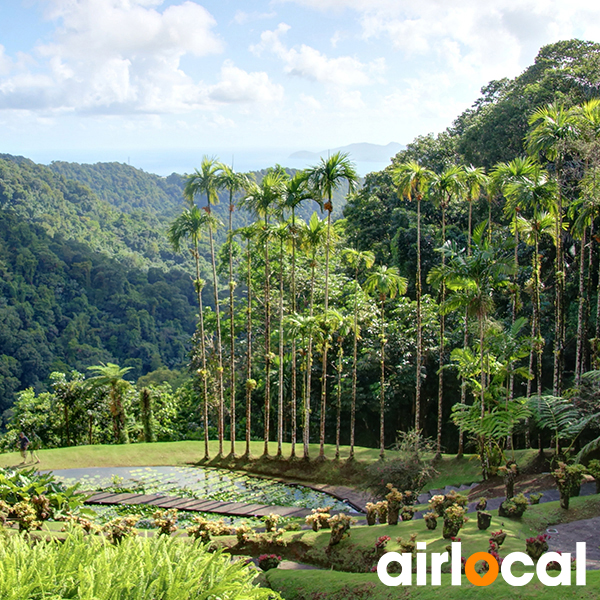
[
  {"x1": 527, "y1": 104, "x2": 580, "y2": 395},
  {"x1": 168, "y1": 205, "x2": 211, "y2": 458},
  {"x1": 342, "y1": 248, "x2": 375, "y2": 459},
  {"x1": 272, "y1": 219, "x2": 292, "y2": 458},
  {"x1": 331, "y1": 311, "x2": 354, "y2": 460},
  {"x1": 217, "y1": 164, "x2": 247, "y2": 457},
  {"x1": 242, "y1": 171, "x2": 287, "y2": 456},
  {"x1": 392, "y1": 161, "x2": 434, "y2": 432},
  {"x1": 298, "y1": 212, "x2": 328, "y2": 459},
  {"x1": 457, "y1": 164, "x2": 488, "y2": 455},
  {"x1": 184, "y1": 157, "x2": 226, "y2": 456},
  {"x1": 285, "y1": 312, "x2": 320, "y2": 460},
  {"x1": 428, "y1": 165, "x2": 464, "y2": 457},
  {"x1": 504, "y1": 165, "x2": 558, "y2": 400},
  {"x1": 307, "y1": 154, "x2": 358, "y2": 451},
  {"x1": 306, "y1": 153, "x2": 359, "y2": 312},
  {"x1": 365, "y1": 265, "x2": 408, "y2": 459},
  {"x1": 282, "y1": 172, "x2": 313, "y2": 457},
  {"x1": 87, "y1": 363, "x2": 133, "y2": 444},
  {"x1": 236, "y1": 224, "x2": 259, "y2": 458},
  {"x1": 433, "y1": 225, "x2": 514, "y2": 423}
]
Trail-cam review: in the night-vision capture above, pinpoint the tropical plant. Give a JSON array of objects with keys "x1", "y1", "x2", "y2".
[
  {"x1": 392, "y1": 161, "x2": 434, "y2": 432},
  {"x1": 185, "y1": 157, "x2": 226, "y2": 456},
  {"x1": 365, "y1": 265, "x2": 408, "y2": 458},
  {"x1": 87, "y1": 363, "x2": 133, "y2": 444}
]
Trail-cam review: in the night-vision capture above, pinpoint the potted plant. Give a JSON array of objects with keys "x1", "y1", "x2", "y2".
[
  {"x1": 386, "y1": 484, "x2": 404, "y2": 525},
  {"x1": 552, "y1": 463, "x2": 587, "y2": 510},
  {"x1": 365, "y1": 502, "x2": 377, "y2": 526},
  {"x1": 525, "y1": 534, "x2": 549, "y2": 560},
  {"x1": 443, "y1": 504, "x2": 468, "y2": 539},
  {"x1": 258, "y1": 554, "x2": 282, "y2": 571},
  {"x1": 477, "y1": 511, "x2": 492, "y2": 530},
  {"x1": 424, "y1": 511, "x2": 438, "y2": 530}
]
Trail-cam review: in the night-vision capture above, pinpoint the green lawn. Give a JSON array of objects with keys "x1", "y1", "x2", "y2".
[
  {"x1": 266, "y1": 569, "x2": 600, "y2": 600},
  {"x1": 0, "y1": 440, "x2": 495, "y2": 491}
]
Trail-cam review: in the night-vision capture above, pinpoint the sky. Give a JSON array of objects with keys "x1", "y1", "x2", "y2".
[{"x1": 1, "y1": 0, "x2": 600, "y2": 175}]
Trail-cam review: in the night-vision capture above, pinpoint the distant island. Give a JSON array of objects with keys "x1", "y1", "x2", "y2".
[{"x1": 289, "y1": 142, "x2": 404, "y2": 163}]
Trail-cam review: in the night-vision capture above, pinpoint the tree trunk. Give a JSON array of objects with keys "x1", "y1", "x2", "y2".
[
  {"x1": 415, "y1": 195, "x2": 422, "y2": 432},
  {"x1": 304, "y1": 263, "x2": 316, "y2": 460},
  {"x1": 436, "y1": 201, "x2": 446, "y2": 458},
  {"x1": 350, "y1": 272, "x2": 359, "y2": 460},
  {"x1": 263, "y1": 222, "x2": 271, "y2": 457},
  {"x1": 228, "y1": 191, "x2": 236, "y2": 456},
  {"x1": 575, "y1": 229, "x2": 587, "y2": 386},
  {"x1": 207, "y1": 206, "x2": 224, "y2": 457},
  {"x1": 335, "y1": 347, "x2": 343, "y2": 460},
  {"x1": 244, "y1": 239, "x2": 253, "y2": 458},
  {"x1": 193, "y1": 245, "x2": 210, "y2": 460},
  {"x1": 380, "y1": 297, "x2": 387, "y2": 459},
  {"x1": 277, "y1": 237, "x2": 285, "y2": 458},
  {"x1": 290, "y1": 210, "x2": 298, "y2": 458}
]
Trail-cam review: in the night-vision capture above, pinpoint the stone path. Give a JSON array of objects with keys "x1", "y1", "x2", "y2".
[
  {"x1": 546, "y1": 516, "x2": 600, "y2": 570},
  {"x1": 85, "y1": 491, "x2": 315, "y2": 519}
]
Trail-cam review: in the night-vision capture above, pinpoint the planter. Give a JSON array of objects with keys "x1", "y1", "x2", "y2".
[
  {"x1": 477, "y1": 511, "x2": 492, "y2": 530},
  {"x1": 387, "y1": 507, "x2": 400, "y2": 526},
  {"x1": 425, "y1": 517, "x2": 437, "y2": 531},
  {"x1": 366, "y1": 513, "x2": 377, "y2": 526},
  {"x1": 443, "y1": 520, "x2": 462, "y2": 540}
]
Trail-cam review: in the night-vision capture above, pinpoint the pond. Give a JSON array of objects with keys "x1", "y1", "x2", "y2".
[{"x1": 49, "y1": 466, "x2": 358, "y2": 513}]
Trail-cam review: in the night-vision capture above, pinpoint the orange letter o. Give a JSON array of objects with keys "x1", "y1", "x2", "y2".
[{"x1": 464, "y1": 552, "x2": 499, "y2": 587}]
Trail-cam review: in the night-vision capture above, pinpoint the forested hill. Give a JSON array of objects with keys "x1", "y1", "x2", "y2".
[{"x1": 48, "y1": 161, "x2": 186, "y2": 218}]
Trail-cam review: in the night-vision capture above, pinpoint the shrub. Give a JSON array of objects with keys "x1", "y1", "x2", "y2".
[
  {"x1": 264, "y1": 513, "x2": 282, "y2": 533},
  {"x1": 258, "y1": 554, "x2": 282, "y2": 571},
  {"x1": 365, "y1": 502, "x2": 377, "y2": 526},
  {"x1": 385, "y1": 485, "x2": 403, "y2": 525},
  {"x1": 328, "y1": 514, "x2": 354, "y2": 546},
  {"x1": 428, "y1": 494, "x2": 445, "y2": 517},
  {"x1": 587, "y1": 459, "x2": 600, "y2": 494},
  {"x1": 443, "y1": 504, "x2": 468, "y2": 539},
  {"x1": 8, "y1": 501, "x2": 40, "y2": 532},
  {"x1": 376, "y1": 501, "x2": 388, "y2": 524},
  {"x1": 153, "y1": 509, "x2": 178, "y2": 536},
  {"x1": 424, "y1": 512, "x2": 438, "y2": 530},
  {"x1": 529, "y1": 492, "x2": 543, "y2": 505},
  {"x1": 365, "y1": 430, "x2": 436, "y2": 497},
  {"x1": 102, "y1": 516, "x2": 139, "y2": 544},
  {"x1": 499, "y1": 493, "x2": 529, "y2": 518},
  {"x1": 305, "y1": 507, "x2": 331, "y2": 532},
  {"x1": 401, "y1": 506, "x2": 417, "y2": 522},
  {"x1": 553, "y1": 463, "x2": 587, "y2": 510},
  {"x1": 187, "y1": 516, "x2": 213, "y2": 543},
  {"x1": 236, "y1": 524, "x2": 253, "y2": 545},
  {"x1": 525, "y1": 534, "x2": 549, "y2": 560}
]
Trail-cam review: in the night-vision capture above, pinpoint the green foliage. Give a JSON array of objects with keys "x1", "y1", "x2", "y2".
[{"x1": 0, "y1": 531, "x2": 277, "y2": 599}]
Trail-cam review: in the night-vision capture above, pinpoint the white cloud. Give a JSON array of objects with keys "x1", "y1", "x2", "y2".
[
  {"x1": 252, "y1": 23, "x2": 386, "y2": 88},
  {"x1": 0, "y1": 46, "x2": 12, "y2": 77},
  {"x1": 0, "y1": 0, "x2": 227, "y2": 114},
  {"x1": 233, "y1": 10, "x2": 276, "y2": 25},
  {"x1": 208, "y1": 60, "x2": 284, "y2": 104}
]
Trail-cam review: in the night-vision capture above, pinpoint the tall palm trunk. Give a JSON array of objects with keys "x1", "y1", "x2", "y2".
[
  {"x1": 350, "y1": 273, "x2": 360, "y2": 460},
  {"x1": 304, "y1": 263, "x2": 316, "y2": 460},
  {"x1": 244, "y1": 238, "x2": 253, "y2": 458},
  {"x1": 553, "y1": 173, "x2": 564, "y2": 396},
  {"x1": 335, "y1": 342, "x2": 343, "y2": 460},
  {"x1": 415, "y1": 194, "x2": 423, "y2": 432},
  {"x1": 228, "y1": 192, "x2": 236, "y2": 456},
  {"x1": 277, "y1": 235, "x2": 285, "y2": 458},
  {"x1": 458, "y1": 198, "x2": 474, "y2": 456},
  {"x1": 290, "y1": 211, "x2": 298, "y2": 457},
  {"x1": 318, "y1": 202, "x2": 333, "y2": 460},
  {"x1": 379, "y1": 296, "x2": 387, "y2": 459},
  {"x1": 206, "y1": 206, "x2": 224, "y2": 457},
  {"x1": 575, "y1": 229, "x2": 587, "y2": 386},
  {"x1": 436, "y1": 202, "x2": 446, "y2": 458},
  {"x1": 263, "y1": 221, "x2": 272, "y2": 456},
  {"x1": 193, "y1": 245, "x2": 210, "y2": 460}
]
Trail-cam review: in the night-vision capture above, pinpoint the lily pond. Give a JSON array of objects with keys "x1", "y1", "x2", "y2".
[{"x1": 50, "y1": 466, "x2": 356, "y2": 513}]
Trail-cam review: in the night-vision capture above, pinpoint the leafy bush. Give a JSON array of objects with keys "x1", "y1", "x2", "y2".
[
  {"x1": 153, "y1": 509, "x2": 178, "y2": 536},
  {"x1": 0, "y1": 531, "x2": 278, "y2": 599},
  {"x1": 365, "y1": 431, "x2": 436, "y2": 498}
]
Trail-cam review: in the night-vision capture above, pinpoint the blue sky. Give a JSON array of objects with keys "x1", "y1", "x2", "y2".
[{"x1": 1, "y1": 0, "x2": 600, "y2": 175}]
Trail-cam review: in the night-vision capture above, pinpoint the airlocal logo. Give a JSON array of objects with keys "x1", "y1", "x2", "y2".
[{"x1": 377, "y1": 542, "x2": 587, "y2": 587}]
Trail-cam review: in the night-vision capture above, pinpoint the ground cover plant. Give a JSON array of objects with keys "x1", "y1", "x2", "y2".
[{"x1": 0, "y1": 530, "x2": 278, "y2": 600}]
